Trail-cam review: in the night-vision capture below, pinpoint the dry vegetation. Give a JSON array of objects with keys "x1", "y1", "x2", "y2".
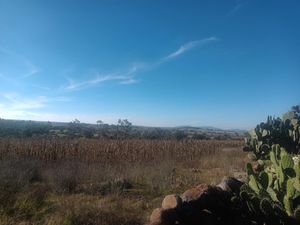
[{"x1": 0, "y1": 138, "x2": 247, "y2": 225}]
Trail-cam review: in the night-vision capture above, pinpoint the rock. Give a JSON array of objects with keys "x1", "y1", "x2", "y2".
[
  {"x1": 150, "y1": 208, "x2": 163, "y2": 224},
  {"x1": 233, "y1": 171, "x2": 247, "y2": 183},
  {"x1": 217, "y1": 177, "x2": 244, "y2": 194},
  {"x1": 148, "y1": 182, "x2": 241, "y2": 225},
  {"x1": 149, "y1": 208, "x2": 177, "y2": 225},
  {"x1": 216, "y1": 180, "x2": 228, "y2": 192},
  {"x1": 181, "y1": 184, "x2": 210, "y2": 203},
  {"x1": 181, "y1": 183, "x2": 231, "y2": 214},
  {"x1": 162, "y1": 194, "x2": 182, "y2": 210}
]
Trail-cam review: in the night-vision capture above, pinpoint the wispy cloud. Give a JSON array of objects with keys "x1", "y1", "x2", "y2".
[
  {"x1": 1, "y1": 93, "x2": 70, "y2": 110},
  {"x1": 3, "y1": 94, "x2": 48, "y2": 110},
  {"x1": 63, "y1": 63, "x2": 147, "y2": 91},
  {"x1": 63, "y1": 37, "x2": 219, "y2": 91},
  {"x1": 162, "y1": 37, "x2": 218, "y2": 61},
  {"x1": 31, "y1": 85, "x2": 51, "y2": 91},
  {"x1": 227, "y1": 0, "x2": 247, "y2": 16},
  {"x1": 65, "y1": 73, "x2": 133, "y2": 91},
  {"x1": 0, "y1": 107, "x2": 64, "y2": 122},
  {"x1": 0, "y1": 47, "x2": 40, "y2": 79},
  {"x1": 119, "y1": 79, "x2": 139, "y2": 85},
  {"x1": 21, "y1": 61, "x2": 40, "y2": 78},
  {"x1": 0, "y1": 93, "x2": 72, "y2": 121}
]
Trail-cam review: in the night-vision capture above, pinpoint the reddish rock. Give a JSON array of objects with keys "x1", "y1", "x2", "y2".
[
  {"x1": 181, "y1": 183, "x2": 230, "y2": 213},
  {"x1": 148, "y1": 183, "x2": 234, "y2": 225},
  {"x1": 181, "y1": 184, "x2": 210, "y2": 202},
  {"x1": 149, "y1": 208, "x2": 163, "y2": 224},
  {"x1": 149, "y1": 208, "x2": 177, "y2": 225},
  {"x1": 162, "y1": 194, "x2": 182, "y2": 210},
  {"x1": 181, "y1": 184, "x2": 207, "y2": 202}
]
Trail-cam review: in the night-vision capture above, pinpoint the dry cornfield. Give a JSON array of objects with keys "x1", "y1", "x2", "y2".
[
  {"x1": 0, "y1": 138, "x2": 243, "y2": 163},
  {"x1": 0, "y1": 138, "x2": 247, "y2": 225}
]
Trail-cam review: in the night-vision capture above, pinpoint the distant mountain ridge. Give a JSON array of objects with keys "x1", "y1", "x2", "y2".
[{"x1": 0, "y1": 118, "x2": 247, "y2": 140}]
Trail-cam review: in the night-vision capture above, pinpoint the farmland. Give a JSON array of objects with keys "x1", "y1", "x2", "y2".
[{"x1": 0, "y1": 137, "x2": 246, "y2": 225}]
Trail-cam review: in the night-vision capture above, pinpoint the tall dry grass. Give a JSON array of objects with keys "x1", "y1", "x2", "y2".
[
  {"x1": 0, "y1": 138, "x2": 246, "y2": 225},
  {"x1": 0, "y1": 138, "x2": 242, "y2": 162}
]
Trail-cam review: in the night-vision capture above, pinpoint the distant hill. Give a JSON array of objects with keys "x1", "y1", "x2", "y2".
[{"x1": 0, "y1": 118, "x2": 246, "y2": 140}]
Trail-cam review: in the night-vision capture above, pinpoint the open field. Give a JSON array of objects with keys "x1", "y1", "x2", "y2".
[{"x1": 0, "y1": 138, "x2": 246, "y2": 225}]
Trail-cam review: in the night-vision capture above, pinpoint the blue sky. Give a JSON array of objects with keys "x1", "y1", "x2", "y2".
[{"x1": 0, "y1": 0, "x2": 299, "y2": 129}]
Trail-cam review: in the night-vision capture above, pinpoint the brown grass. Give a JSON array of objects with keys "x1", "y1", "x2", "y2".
[
  {"x1": 0, "y1": 138, "x2": 246, "y2": 225},
  {"x1": 0, "y1": 138, "x2": 242, "y2": 162}
]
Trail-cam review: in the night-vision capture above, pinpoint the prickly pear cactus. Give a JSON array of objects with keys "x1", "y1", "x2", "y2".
[
  {"x1": 236, "y1": 145, "x2": 300, "y2": 224},
  {"x1": 236, "y1": 106, "x2": 300, "y2": 225},
  {"x1": 244, "y1": 106, "x2": 300, "y2": 158}
]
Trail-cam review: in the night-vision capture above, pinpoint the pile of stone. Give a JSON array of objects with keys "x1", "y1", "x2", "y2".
[{"x1": 146, "y1": 177, "x2": 251, "y2": 225}]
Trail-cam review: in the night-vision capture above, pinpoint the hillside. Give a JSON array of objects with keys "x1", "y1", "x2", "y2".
[{"x1": 0, "y1": 118, "x2": 246, "y2": 140}]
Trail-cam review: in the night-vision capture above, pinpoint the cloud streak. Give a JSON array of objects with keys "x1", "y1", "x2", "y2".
[
  {"x1": 1, "y1": 93, "x2": 70, "y2": 110},
  {"x1": 64, "y1": 65, "x2": 139, "y2": 91},
  {"x1": 21, "y1": 61, "x2": 40, "y2": 78},
  {"x1": 0, "y1": 92, "x2": 72, "y2": 121},
  {"x1": 0, "y1": 47, "x2": 40, "y2": 80},
  {"x1": 64, "y1": 37, "x2": 218, "y2": 91},
  {"x1": 162, "y1": 37, "x2": 218, "y2": 61},
  {"x1": 227, "y1": 0, "x2": 247, "y2": 16}
]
